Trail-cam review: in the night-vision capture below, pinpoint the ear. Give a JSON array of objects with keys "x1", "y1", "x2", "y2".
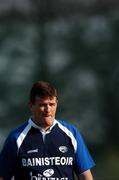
[
  {"x1": 56, "y1": 99, "x2": 58, "y2": 106},
  {"x1": 29, "y1": 101, "x2": 33, "y2": 111}
]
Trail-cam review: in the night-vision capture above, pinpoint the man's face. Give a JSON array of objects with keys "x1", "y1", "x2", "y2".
[{"x1": 29, "y1": 96, "x2": 58, "y2": 130}]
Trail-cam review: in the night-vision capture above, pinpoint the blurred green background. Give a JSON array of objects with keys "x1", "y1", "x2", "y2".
[{"x1": 0, "y1": 1, "x2": 119, "y2": 179}]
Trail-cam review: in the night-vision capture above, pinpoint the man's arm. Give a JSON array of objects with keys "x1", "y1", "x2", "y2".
[
  {"x1": 77, "y1": 170, "x2": 94, "y2": 180},
  {"x1": 0, "y1": 177, "x2": 4, "y2": 180},
  {"x1": 0, "y1": 177, "x2": 14, "y2": 180}
]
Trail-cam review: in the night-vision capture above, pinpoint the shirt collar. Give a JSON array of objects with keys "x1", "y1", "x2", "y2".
[{"x1": 28, "y1": 118, "x2": 57, "y2": 132}]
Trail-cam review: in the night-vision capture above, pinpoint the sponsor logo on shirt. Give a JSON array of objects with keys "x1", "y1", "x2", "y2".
[
  {"x1": 29, "y1": 170, "x2": 68, "y2": 180},
  {"x1": 43, "y1": 169, "x2": 54, "y2": 177},
  {"x1": 27, "y1": 149, "x2": 38, "y2": 154},
  {"x1": 59, "y1": 146, "x2": 68, "y2": 153}
]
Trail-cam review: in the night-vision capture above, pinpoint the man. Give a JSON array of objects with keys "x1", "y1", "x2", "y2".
[{"x1": 0, "y1": 81, "x2": 95, "y2": 180}]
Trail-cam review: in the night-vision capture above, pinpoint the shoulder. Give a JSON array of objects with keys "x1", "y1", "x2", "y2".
[
  {"x1": 56, "y1": 119, "x2": 80, "y2": 136},
  {"x1": 6, "y1": 121, "x2": 29, "y2": 142},
  {"x1": 0, "y1": 121, "x2": 30, "y2": 157}
]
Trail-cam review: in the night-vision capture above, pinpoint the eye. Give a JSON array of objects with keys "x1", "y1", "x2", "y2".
[
  {"x1": 50, "y1": 103, "x2": 55, "y2": 106},
  {"x1": 39, "y1": 103, "x2": 46, "y2": 107}
]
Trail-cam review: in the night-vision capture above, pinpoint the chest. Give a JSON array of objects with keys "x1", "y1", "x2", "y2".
[
  {"x1": 15, "y1": 127, "x2": 75, "y2": 178},
  {"x1": 18, "y1": 128, "x2": 75, "y2": 159}
]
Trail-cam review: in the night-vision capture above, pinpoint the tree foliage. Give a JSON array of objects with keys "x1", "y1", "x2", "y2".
[{"x1": 0, "y1": 13, "x2": 119, "y2": 179}]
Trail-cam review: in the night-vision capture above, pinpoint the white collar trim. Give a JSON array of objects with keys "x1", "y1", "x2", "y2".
[{"x1": 28, "y1": 118, "x2": 57, "y2": 133}]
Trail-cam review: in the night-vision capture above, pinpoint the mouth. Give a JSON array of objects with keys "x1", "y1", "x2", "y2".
[{"x1": 44, "y1": 114, "x2": 51, "y2": 117}]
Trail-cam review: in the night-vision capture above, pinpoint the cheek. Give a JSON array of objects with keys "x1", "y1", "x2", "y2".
[
  {"x1": 53, "y1": 107, "x2": 57, "y2": 113},
  {"x1": 31, "y1": 106, "x2": 42, "y2": 113},
  {"x1": 39, "y1": 108, "x2": 45, "y2": 112}
]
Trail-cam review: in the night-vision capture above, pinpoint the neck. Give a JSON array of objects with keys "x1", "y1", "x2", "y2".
[{"x1": 31, "y1": 117, "x2": 55, "y2": 131}]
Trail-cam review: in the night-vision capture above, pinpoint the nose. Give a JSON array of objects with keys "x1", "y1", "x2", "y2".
[{"x1": 45, "y1": 104, "x2": 50, "y2": 112}]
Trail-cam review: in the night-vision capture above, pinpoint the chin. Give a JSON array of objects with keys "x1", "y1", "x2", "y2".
[{"x1": 44, "y1": 118, "x2": 53, "y2": 124}]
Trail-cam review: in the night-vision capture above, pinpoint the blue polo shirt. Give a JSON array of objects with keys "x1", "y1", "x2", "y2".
[{"x1": 0, "y1": 119, "x2": 95, "y2": 180}]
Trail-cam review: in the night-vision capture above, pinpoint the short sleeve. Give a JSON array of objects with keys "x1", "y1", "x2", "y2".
[
  {"x1": 0, "y1": 132, "x2": 18, "y2": 179},
  {"x1": 74, "y1": 128, "x2": 96, "y2": 174}
]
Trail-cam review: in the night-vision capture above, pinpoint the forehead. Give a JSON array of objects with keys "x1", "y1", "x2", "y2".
[{"x1": 35, "y1": 96, "x2": 57, "y2": 103}]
